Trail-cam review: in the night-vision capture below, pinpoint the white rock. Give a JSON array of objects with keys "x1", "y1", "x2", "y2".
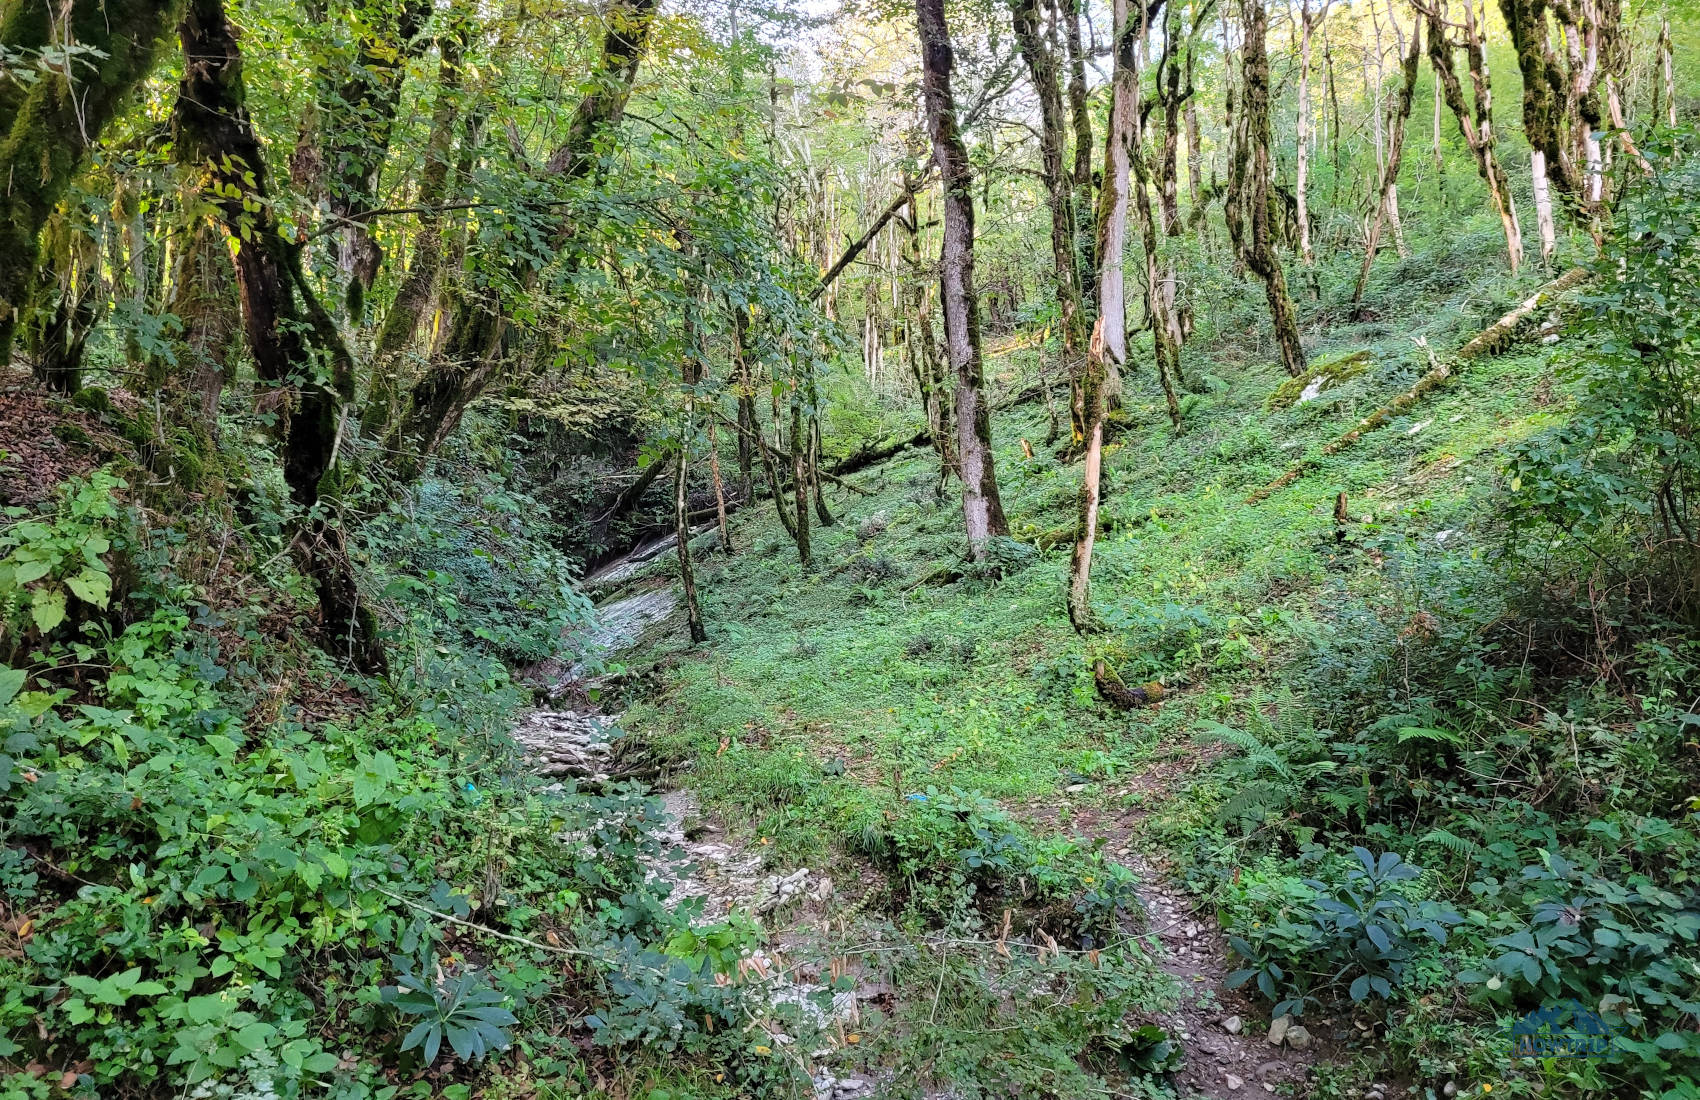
[
  {"x1": 1266, "y1": 1016, "x2": 1290, "y2": 1046},
  {"x1": 1225, "y1": 1074, "x2": 1244, "y2": 1091},
  {"x1": 1222, "y1": 1015, "x2": 1244, "y2": 1035},
  {"x1": 1406, "y1": 418, "x2": 1433, "y2": 436},
  {"x1": 1286, "y1": 1024, "x2": 1312, "y2": 1049}
]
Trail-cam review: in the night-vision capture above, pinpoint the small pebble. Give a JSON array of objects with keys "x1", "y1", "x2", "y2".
[
  {"x1": 1224, "y1": 1074, "x2": 1244, "y2": 1091},
  {"x1": 1222, "y1": 1015, "x2": 1244, "y2": 1035}
]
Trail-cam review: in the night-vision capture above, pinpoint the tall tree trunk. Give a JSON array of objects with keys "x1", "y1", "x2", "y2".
[
  {"x1": 363, "y1": 14, "x2": 475, "y2": 436},
  {"x1": 675, "y1": 272, "x2": 709, "y2": 642},
  {"x1": 1295, "y1": 0, "x2": 1325, "y2": 266},
  {"x1": 674, "y1": 447, "x2": 707, "y2": 642},
  {"x1": 788, "y1": 371, "x2": 812, "y2": 567},
  {"x1": 1354, "y1": 13, "x2": 1422, "y2": 302},
  {"x1": 899, "y1": 190, "x2": 957, "y2": 481},
  {"x1": 1658, "y1": 17, "x2": 1675, "y2": 127},
  {"x1": 1062, "y1": 0, "x2": 1097, "y2": 313},
  {"x1": 176, "y1": 0, "x2": 384, "y2": 673},
  {"x1": 1068, "y1": 0, "x2": 1140, "y2": 632},
  {"x1": 1012, "y1": 0, "x2": 1087, "y2": 421},
  {"x1": 0, "y1": 0, "x2": 182, "y2": 368},
  {"x1": 1229, "y1": 0, "x2": 1307, "y2": 377},
  {"x1": 730, "y1": 302, "x2": 758, "y2": 505},
  {"x1": 915, "y1": 0, "x2": 1008, "y2": 558}
]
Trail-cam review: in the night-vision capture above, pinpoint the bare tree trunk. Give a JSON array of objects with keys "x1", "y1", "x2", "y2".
[
  {"x1": 1355, "y1": 12, "x2": 1422, "y2": 302},
  {"x1": 916, "y1": 0, "x2": 1009, "y2": 558},
  {"x1": 1531, "y1": 149, "x2": 1558, "y2": 261},
  {"x1": 1659, "y1": 17, "x2": 1675, "y2": 126},
  {"x1": 707, "y1": 420, "x2": 731, "y2": 551},
  {"x1": 1068, "y1": 0, "x2": 1140, "y2": 632},
  {"x1": 674, "y1": 447, "x2": 707, "y2": 643},
  {"x1": 1295, "y1": 0, "x2": 1327, "y2": 266},
  {"x1": 788, "y1": 371, "x2": 812, "y2": 566}
]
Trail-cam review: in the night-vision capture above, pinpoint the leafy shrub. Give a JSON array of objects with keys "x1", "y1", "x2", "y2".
[
  {"x1": 382, "y1": 948, "x2": 518, "y2": 1065},
  {"x1": 1228, "y1": 847, "x2": 1459, "y2": 1017},
  {"x1": 1457, "y1": 843, "x2": 1700, "y2": 1095},
  {"x1": 0, "y1": 470, "x2": 126, "y2": 661}
]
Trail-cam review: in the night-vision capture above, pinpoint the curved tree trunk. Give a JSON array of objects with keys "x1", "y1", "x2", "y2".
[
  {"x1": 1355, "y1": 12, "x2": 1423, "y2": 302},
  {"x1": 176, "y1": 0, "x2": 384, "y2": 673},
  {"x1": 1432, "y1": 0, "x2": 1522, "y2": 273},
  {"x1": 915, "y1": 0, "x2": 1008, "y2": 558}
]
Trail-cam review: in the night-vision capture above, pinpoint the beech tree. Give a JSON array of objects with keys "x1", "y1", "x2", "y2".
[{"x1": 916, "y1": 0, "x2": 1008, "y2": 557}]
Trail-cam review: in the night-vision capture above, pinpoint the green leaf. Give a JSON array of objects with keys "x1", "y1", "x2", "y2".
[
  {"x1": 65, "y1": 568, "x2": 111, "y2": 608},
  {"x1": 30, "y1": 586, "x2": 67, "y2": 632},
  {"x1": 0, "y1": 667, "x2": 25, "y2": 706}
]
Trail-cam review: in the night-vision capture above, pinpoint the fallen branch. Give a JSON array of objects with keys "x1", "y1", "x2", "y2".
[
  {"x1": 828, "y1": 430, "x2": 931, "y2": 475},
  {"x1": 1246, "y1": 266, "x2": 1590, "y2": 504},
  {"x1": 362, "y1": 882, "x2": 594, "y2": 956}
]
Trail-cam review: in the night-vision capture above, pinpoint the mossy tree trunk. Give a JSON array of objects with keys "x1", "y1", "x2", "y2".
[
  {"x1": 1011, "y1": 0, "x2": 1087, "y2": 434},
  {"x1": 176, "y1": 0, "x2": 385, "y2": 673},
  {"x1": 0, "y1": 0, "x2": 182, "y2": 369},
  {"x1": 1230, "y1": 0, "x2": 1308, "y2": 377},
  {"x1": 1430, "y1": 0, "x2": 1522, "y2": 273},
  {"x1": 915, "y1": 0, "x2": 1008, "y2": 558}
]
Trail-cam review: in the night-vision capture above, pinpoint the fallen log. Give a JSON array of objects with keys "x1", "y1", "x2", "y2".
[
  {"x1": 828, "y1": 430, "x2": 932, "y2": 475},
  {"x1": 1246, "y1": 266, "x2": 1589, "y2": 505}
]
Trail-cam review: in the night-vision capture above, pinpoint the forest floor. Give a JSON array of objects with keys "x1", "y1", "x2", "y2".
[{"x1": 565, "y1": 262, "x2": 1578, "y2": 1099}]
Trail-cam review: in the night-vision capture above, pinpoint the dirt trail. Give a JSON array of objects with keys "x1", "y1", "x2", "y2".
[{"x1": 533, "y1": 582, "x2": 1342, "y2": 1097}]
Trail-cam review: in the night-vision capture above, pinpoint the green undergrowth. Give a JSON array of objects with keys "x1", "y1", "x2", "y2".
[
  {"x1": 0, "y1": 451, "x2": 831, "y2": 1099},
  {"x1": 622, "y1": 227, "x2": 1700, "y2": 1098}
]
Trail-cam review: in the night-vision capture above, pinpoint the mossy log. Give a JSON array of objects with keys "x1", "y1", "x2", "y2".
[{"x1": 1247, "y1": 266, "x2": 1590, "y2": 505}]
